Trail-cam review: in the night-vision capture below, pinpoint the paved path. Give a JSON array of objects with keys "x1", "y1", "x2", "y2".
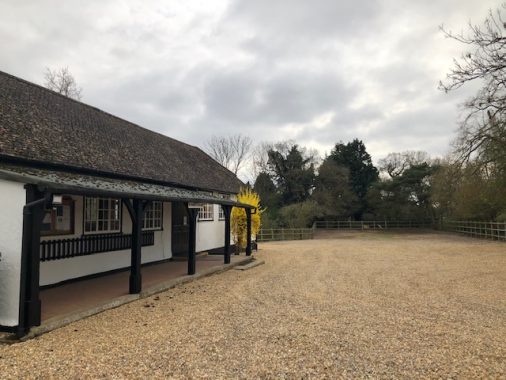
[{"x1": 1, "y1": 232, "x2": 505, "y2": 378}]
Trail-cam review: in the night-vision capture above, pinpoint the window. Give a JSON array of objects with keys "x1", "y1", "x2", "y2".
[
  {"x1": 218, "y1": 206, "x2": 225, "y2": 220},
  {"x1": 41, "y1": 196, "x2": 75, "y2": 236},
  {"x1": 198, "y1": 203, "x2": 214, "y2": 221},
  {"x1": 218, "y1": 194, "x2": 230, "y2": 220},
  {"x1": 143, "y1": 201, "x2": 163, "y2": 230},
  {"x1": 84, "y1": 197, "x2": 121, "y2": 234}
]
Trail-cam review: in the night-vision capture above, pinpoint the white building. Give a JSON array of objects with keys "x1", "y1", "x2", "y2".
[{"x1": 0, "y1": 71, "x2": 253, "y2": 337}]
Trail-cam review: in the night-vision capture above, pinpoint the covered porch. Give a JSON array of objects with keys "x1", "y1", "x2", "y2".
[{"x1": 0, "y1": 164, "x2": 255, "y2": 337}]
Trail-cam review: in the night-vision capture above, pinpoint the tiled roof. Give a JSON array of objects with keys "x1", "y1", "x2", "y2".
[{"x1": 0, "y1": 71, "x2": 242, "y2": 193}]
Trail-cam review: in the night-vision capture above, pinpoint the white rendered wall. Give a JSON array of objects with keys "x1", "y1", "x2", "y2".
[
  {"x1": 40, "y1": 199, "x2": 172, "y2": 286},
  {"x1": 0, "y1": 179, "x2": 25, "y2": 327},
  {"x1": 196, "y1": 204, "x2": 225, "y2": 252}
]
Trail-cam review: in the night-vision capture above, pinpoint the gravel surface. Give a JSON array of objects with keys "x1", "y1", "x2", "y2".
[{"x1": 0, "y1": 231, "x2": 505, "y2": 379}]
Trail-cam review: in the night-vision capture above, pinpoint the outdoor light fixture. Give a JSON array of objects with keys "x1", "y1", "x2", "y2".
[{"x1": 187, "y1": 202, "x2": 203, "y2": 209}]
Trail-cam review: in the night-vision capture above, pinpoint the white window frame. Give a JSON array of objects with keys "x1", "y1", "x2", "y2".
[
  {"x1": 198, "y1": 203, "x2": 214, "y2": 221},
  {"x1": 143, "y1": 201, "x2": 163, "y2": 231},
  {"x1": 217, "y1": 193, "x2": 230, "y2": 220},
  {"x1": 84, "y1": 197, "x2": 122, "y2": 234}
]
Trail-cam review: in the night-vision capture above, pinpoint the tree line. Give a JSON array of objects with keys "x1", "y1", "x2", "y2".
[{"x1": 205, "y1": 5, "x2": 506, "y2": 227}]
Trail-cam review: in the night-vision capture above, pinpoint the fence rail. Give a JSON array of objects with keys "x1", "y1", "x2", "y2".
[
  {"x1": 257, "y1": 228, "x2": 314, "y2": 242},
  {"x1": 258, "y1": 220, "x2": 505, "y2": 243},
  {"x1": 40, "y1": 231, "x2": 155, "y2": 261},
  {"x1": 313, "y1": 220, "x2": 433, "y2": 230},
  {"x1": 441, "y1": 221, "x2": 506, "y2": 241}
]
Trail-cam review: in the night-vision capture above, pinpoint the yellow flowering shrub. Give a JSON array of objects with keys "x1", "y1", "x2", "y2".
[{"x1": 231, "y1": 188, "x2": 263, "y2": 251}]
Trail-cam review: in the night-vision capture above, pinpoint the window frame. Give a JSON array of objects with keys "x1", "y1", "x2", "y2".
[
  {"x1": 217, "y1": 193, "x2": 231, "y2": 220},
  {"x1": 83, "y1": 197, "x2": 122, "y2": 235},
  {"x1": 41, "y1": 196, "x2": 75, "y2": 236},
  {"x1": 142, "y1": 201, "x2": 164, "y2": 231},
  {"x1": 198, "y1": 203, "x2": 214, "y2": 222},
  {"x1": 218, "y1": 206, "x2": 225, "y2": 221}
]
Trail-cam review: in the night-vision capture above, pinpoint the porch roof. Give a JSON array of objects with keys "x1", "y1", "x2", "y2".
[{"x1": 0, "y1": 163, "x2": 254, "y2": 209}]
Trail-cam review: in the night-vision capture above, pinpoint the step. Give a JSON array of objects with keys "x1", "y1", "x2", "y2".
[{"x1": 234, "y1": 259, "x2": 265, "y2": 271}]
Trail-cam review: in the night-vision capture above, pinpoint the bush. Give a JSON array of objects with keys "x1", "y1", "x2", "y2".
[{"x1": 278, "y1": 201, "x2": 323, "y2": 228}]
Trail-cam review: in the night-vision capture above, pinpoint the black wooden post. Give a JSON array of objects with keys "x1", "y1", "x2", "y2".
[
  {"x1": 17, "y1": 185, "x2": 47, "y2": 337},
  {"x1": 185, "y1": 204, "x2": 199, "y2": 275},
  {"x1": 246, "y1": 208, "x2": 252, "y2": 256},
  {"x1": 130, "y1": 199, "x2": 143, "y2": 293},
  {"x1": 123, "y1": 199, "x2": 146, "y2": 294},
  {"x1": 221, "y1": 205, "x2": 232, "y2": 264}
]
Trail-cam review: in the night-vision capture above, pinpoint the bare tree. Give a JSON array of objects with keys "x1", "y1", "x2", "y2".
[
  {"x1": 204, "y1": 134, "x2": 253, "y2": 175},
  {"x1": 439, "y1": 5, "x2": 506, "y2": 169},
  {"x1": 251, "y1": 141, "x2": 274, "y2": 177},
  {"x1": 378, "y1": 151, "x2": 431, "y2": 178},
  {"x1": 44, "y1": 67, "x2": 83, "y2": 100}
]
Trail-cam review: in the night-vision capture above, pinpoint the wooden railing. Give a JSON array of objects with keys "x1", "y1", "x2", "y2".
[
  {"x1": 440, "y1": 221, "x2": 506, "y2": 241},
  {"x1": 257, "y1": 228, "x2": 314, "y2": 242},
  {"x1": 312, "y1": 220, "x2": 433, "y2": 230},
  {"x1": 40, "y1": 231, "x2": 155, "y2": 261}
]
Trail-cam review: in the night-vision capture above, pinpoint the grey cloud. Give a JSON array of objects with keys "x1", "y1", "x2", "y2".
[
  {"x1": 227, "y1": 0, "x2": 383, "y2": 39},
  {"x1": 202, "y1": 66, "x2": 355, "y2": 127},
  {"x1": 0, "y1": 0, "x2": 497, "y2": 169}
]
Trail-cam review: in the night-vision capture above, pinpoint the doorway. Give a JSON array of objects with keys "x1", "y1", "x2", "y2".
[{"x1": 171, "y1": 202, "x2": 189, "y2": 257}]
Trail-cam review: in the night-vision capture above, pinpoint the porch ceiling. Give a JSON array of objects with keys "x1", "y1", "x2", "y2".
[{"x1": 0, "y1": 163, "x2": 253, "y2": 208}]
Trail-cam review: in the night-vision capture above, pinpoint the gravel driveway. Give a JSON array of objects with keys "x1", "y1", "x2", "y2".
[{"x1": 0, "y1": 231, "x2": 505, "y2": 379}]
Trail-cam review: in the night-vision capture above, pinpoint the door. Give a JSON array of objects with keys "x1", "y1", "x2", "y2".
[{"x1": 172, "y1": 202, "x2": 189, "y2": 256}]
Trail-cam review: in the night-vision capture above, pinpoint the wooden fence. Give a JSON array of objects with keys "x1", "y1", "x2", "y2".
[
  {"x1": 440, "y1": 221, "x2": 506, "y2": 241},
  {"x1": 256, "y1": 220, "x2": 505, "y2": 243},
  {"x1": 40, "y1": 231, "x2": 155, "y2": 261},
  {"x1": 256, "y1": 228, "x2": 314, "y2": 242},
  {"x1": 312, "y1": 220, "x2": 433, "y2": 230}
]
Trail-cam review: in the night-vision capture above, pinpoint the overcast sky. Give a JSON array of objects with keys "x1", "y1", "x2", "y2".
[{"x1": 0, "y1": 0, "x2": 499, "y2": 178}]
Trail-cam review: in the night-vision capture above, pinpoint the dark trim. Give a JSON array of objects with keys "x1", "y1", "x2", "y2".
[
  {"x1": 0, "y1": 325, "x2": 18, "y2": 333},
  {"x1": 0, "y1": 154, "x2": 239, "y2": 195},
  {"x1": 39, "y1": 257, "x2": 175, "y2": 290}
]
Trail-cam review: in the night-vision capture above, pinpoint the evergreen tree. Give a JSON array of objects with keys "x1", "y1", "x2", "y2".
[
  {"x1": 267, "y1": 144, "x2": 315, "y2": 205},
  {"x1": 328, "y1": 139, "x2": 378, "y2": 218}
]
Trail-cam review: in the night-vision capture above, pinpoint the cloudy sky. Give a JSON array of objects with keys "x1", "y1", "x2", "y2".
[{"x1": 0, "y1": 0, "x2": 498, "y2": 178}]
